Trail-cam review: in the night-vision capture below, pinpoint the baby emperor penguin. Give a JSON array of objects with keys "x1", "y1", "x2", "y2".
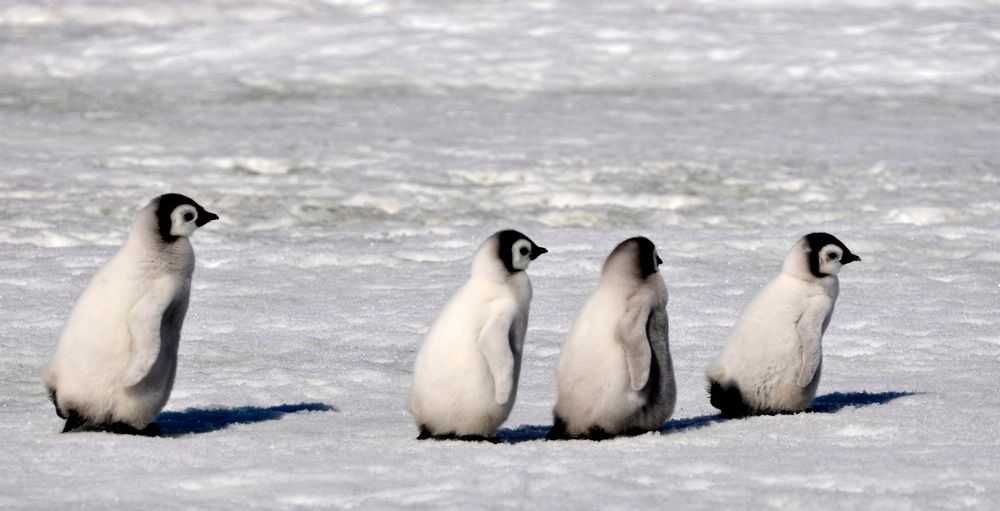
[
  {"x1": 547, "y1": 237, "x2": 674, "y2": 440},
  {"x1": 706, "y1": 232, "x2": 860, "y2": 417},
  {"x1": 45, "y1": 194, "x2": 217, "y2": 435},
  {"x1": 408, "y1": 230, "x2": 547, "y2": 441}
]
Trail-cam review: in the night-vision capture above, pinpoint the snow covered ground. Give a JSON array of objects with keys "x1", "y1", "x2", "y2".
[{"x1": 1, "y1": 0, "x2": 999, "y2": 508}]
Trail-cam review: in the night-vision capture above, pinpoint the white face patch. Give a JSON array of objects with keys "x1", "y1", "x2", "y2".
[
  {"x1": 817, "y1": 243, "x2": 844, "y2": 276},
  {"x1": 510, "y1": 239, "x2": 534, "y2": 271},
  {"x1": 169, "y1": 204, "x2": 200, "y2": 238}
]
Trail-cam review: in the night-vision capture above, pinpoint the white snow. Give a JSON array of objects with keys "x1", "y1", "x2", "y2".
[{"x1": 1, "y1": 0, "x2": 999, "y2": 508}]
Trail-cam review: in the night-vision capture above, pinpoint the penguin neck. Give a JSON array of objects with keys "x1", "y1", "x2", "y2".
[
  {"x1": 781, "y1": 242, "x2": 836, "y2": 286},
  {"x1": 600, "y1": 252, "x2": 646, "y2": 287},
  {"x1": 123, "y1": 209, "x2": 195, "y2": 275},
  {"x1": 470, "y1": 245, "x2": 520, "y2": 284}
]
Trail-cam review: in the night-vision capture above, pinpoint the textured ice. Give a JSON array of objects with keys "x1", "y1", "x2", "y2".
[{"x1": 1, "y1": 0, "x2": 999, "y2": 509}]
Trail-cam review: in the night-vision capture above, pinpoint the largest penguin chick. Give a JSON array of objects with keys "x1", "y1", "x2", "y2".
[
  {"x1": 45, "y1": 194, "x2": 217, "y2": 434},
  {"x1": 548, "y1": 237, "x2": 674, "y2": 440},
  {"x1": 408, "y1": 230, "x2": 546, "y2": 441},
  {"x1": 706, "y1": 232, "x2": 860, "y2": 417}
]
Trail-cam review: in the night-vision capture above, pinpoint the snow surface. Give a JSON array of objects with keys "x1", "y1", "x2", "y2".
[{"x1": 1, "y1": 0, "x2": 999, "y2": 508}]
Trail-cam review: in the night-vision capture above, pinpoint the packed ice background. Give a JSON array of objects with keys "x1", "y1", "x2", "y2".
[{"x1": 1, "y1": 0, "x2": 999, "y2": 508}]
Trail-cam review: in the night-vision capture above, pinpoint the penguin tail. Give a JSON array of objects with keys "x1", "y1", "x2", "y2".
[
  {"x1": 61, "y1": 411, "x2": 89, "y2": 433},
  {"x1": 47, "y1": 389, "x2": 67, "y2": 419},
  {"x1": 545, "y1": 417, "x2": 569, "y2": 440},
  {"x1": 708, "y1": 379, "x2": 752, "y2": 418}
]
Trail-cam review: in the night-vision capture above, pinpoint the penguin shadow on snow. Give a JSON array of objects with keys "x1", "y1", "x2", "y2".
[
  {"x1": 493, "y1": 392, "x2": 916, "y2": 443},
  {"x1": 806, "y1": 391, "x2": 917, "y2": 414},
  {"x1": 153, "y1": 402, "x2": 337, "y2": 436},
  {"x1": 658, "y1": 391, "x2": 918, "y2": 434},
  {"x1": 495, "y1": 424, "x2": 552, "y2": 444}
]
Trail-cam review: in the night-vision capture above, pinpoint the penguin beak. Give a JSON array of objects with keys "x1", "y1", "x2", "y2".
[
  {"x1": 843, "y1": 253, "x2": 860, "y2": 264},
  {"x1": 196, "y1": 210, "x2": 219, "y2": 227},
  {"x1": 530, "y1": 246, "x2": 548, "y2": 260}
]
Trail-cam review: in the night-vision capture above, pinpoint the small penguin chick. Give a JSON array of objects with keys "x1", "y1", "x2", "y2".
[
  {"x1": 548, "y1": 237, "x2": 674, "y2": 440},
  {"x1": 44, "y1": 194, "x2": 217, "y2": 434},
  {"x1": 408, "y1": 230, "x2": 546, "y2": 440},
  {"x1": 706, "y1": 232, "x2": 859, "y2": 417}
]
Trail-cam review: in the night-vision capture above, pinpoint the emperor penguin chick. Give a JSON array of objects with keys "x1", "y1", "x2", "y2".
[
  {"x1": 408, "y1": 230, "x2": 547, "y2": 441},
  {"x1": 548, "y1": 237, "x2": 674, "y2": 440},
  {"x1": 706, "y1": 232, "x2": 860, "y2": 417},
  {"x1": 45, "y1": 194, "x2": 218, "y2": 434}
]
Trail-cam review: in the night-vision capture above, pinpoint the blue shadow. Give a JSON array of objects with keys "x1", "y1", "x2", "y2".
[
  {"x1": 808, "y1": 391, "x2": 916, "y2": 414},
  {"x1": 438, "y1": 391, "x2": 919, "y2": 443},
  {"x1": 660, "y1": 390, "x2": 917, "y2": 434},
  {"x1": 155, "y1": 402, "x2": 336, "y2": 436},
  {"x1": 496, "y1": 424, "x2": 551, "y2": 444},
  {"x1": 659, "y1": 414, "x2": 732, "y2": 433}
]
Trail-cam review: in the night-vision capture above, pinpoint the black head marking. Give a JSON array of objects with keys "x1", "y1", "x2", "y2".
[
  {"x1": 804, "y1": 232, "x2": 859, "y2": 277},
  {"x1": 636, "y1": 237, "x2": 662, "y2": 278},
  {"x1": 610, "y1": 237, "x2": 660, "y2": 278},
  {"x1": 496, "y1": 229, "x2": 547, "y2": 273},
  {"x1": 155, "y1": 193, "x2": 219, "y2": 243}
]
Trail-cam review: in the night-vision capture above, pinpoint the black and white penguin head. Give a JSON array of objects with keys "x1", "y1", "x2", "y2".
[
  {"x1": 155, "y1": 194, "x2": 219, "y2": 243},
  {"x1": 603, "y1": 236, "x2": 663, "y2": 280},
  {"x1": 802, "y1": 232, "x2": 860, "y2": 277},
  {"x1": 496, "y1": 230, "x2": 548, "y2": 273}
]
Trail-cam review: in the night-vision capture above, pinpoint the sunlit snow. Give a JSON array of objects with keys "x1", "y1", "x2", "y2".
[{"x1": 1, "y1": 0, "x2": 998, "y2": 508}]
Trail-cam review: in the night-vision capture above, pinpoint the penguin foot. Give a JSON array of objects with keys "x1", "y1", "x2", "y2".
[
  {"x1": 416, "y1": 428, "x2": 499, "y2": 443},
  {"x1": 581, "y1": 427, "x2": 616, "y2": 441},
  {"x1": 416, "y1": 427, "x2": 434, "y2": 440},
  {"x1": 709, "y1": 379, "x2": 751, "y2": 418},
  {"x1": 433, "y1": 434, "x2": 500, "y2": 444},
  {"x1": 545, "y1": 418, "x2": 618, "y2": 441},
  {"x1": 456, "y1": 435, "x2": 501, "y2": 444},
  {"x1": 544, "y1": 417, "x2": 569, "y2": 440},
  {"x1": 107, "y1": 422, "x2": 162, "y2": 437}
]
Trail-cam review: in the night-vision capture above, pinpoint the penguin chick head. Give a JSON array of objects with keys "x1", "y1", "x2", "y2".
[
  {"x1": 603, "y1": 236, "x2": 662, "y2": 281},
  {"x1": 496, "y1": 230, "x2": 547, "y2": 273},
  {"x1": 794, "y1": 232, "x2": 860, "y2": 278},
  {"x1": 155, "y1": 194, "x2": 219, "y2": 243}
]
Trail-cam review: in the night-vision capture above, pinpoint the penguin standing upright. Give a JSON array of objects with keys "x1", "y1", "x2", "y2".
[
  {"x1": 706, "y1": 232, "x2": 860, "y2": 417},
  {"x1": 45, "y1": 194, "x2": 217, "y2": 435},
  {"x1": 408, "y1": 230, "x2": 547, "y2": 441},
  {"x1": 548, "y1": 237, "x2": 674, "y2": 440}
]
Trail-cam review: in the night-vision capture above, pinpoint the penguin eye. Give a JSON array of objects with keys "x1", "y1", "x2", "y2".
[
  {"x1": 519, "y1": 247, "x2": 529, "y2": 256},
  {"x1": 828, "y1": 252, "x2": 839, "y2": 260},
  {"x1": 183, "y1": 212, "x2": 195, "y2": 222}
]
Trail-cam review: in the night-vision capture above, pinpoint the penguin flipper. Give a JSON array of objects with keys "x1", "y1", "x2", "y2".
[
  {"x1": 476, "y1": 301, "x2": 517, "y2": 405},
  {"x1": 615, "y1": 293, "x2": 653, "y2": 391},
  {"x1": 121, "y1": 276, "x2": 179, "y2": 388},
  {"x1": 795, "y1": 296, "x2": 832, "y2": 388}
]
